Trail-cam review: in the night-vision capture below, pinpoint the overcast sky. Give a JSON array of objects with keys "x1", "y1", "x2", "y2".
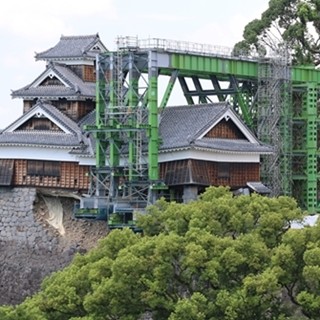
[{"x1": 0, "y1": 0, "x2": 269, "y2": 129}]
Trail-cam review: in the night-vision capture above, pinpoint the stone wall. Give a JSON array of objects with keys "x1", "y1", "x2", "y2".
[{"x1": 0, "y1": 188, "x2": 108, "y2": 305}]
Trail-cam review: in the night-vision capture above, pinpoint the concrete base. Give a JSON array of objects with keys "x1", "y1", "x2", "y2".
[{"x1": 182, "y1": 185, "x2": 198, "y2": 203}]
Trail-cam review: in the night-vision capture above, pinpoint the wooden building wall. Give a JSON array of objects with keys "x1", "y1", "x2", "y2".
[
  {"x1": 83, "y1": 65, "x2": 96, "y2": 82},
  {"x1": 51, "y1": 100, "x2": 95, "y2": 121},
  {"x1": 17, "y1": 118, "x2": 62, "y2": 131},
  {"x1": 23, "y1": 100, "x2": 38, "y2": 114},
  {"x1": 23, "y1": 99, "x2": 95, "y2": 122},
  {"x1": 160, "y1": 159, "x2": 260, "y2": 189},
  {"x1": 13, "y1": 160, "x2": 90, "y2": 191},
  {"x1": 69, "y1": 65, "x2": 95, "y2": 82},
  {"x1": 205, "y1": 119, "x2": 246, "y2": 139},
  {"x1": 207, "y1": 161, "x2": 260, "y2": 188},
  {"x1": 9, "y1": 157, "x2": 259, "y2": 192}
]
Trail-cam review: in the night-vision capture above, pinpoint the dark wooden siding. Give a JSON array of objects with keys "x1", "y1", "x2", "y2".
[
  {"x1": 83, "y1": 65, "x2": 95, "y2": 82},
  {"x1": 160, "y1": 159, "x2": 260, "y2": 189},
  {"x1": 160, "y1": 160, "x2": 192, "y2": 186},
  {"x1": 22, "y1": 98, "x2": 94, "y2": 121},
  {"x1": 13, "y1": 160, "x2": 90, "y2": 191},
  {"x1": 51, "y1": 100, "x2": 95, "y2": 121},
  {"x1": 0, "y1": 160, "x2": 14, "y2": 185},
  {"x1": 207, "y1": 162, "x2": 260, "y2": 188},
  {"x1": 23, "y1": 99, "x2": 38, "y2": 114},
  {"x1": 205, "y1": 119, "x2": 246, "y2": 139},
  {"x1": 68, "y1": 65, "x2": 95, "y2": 82},
  {"x1": 17, "y1": 118, "x2": 62, "y2": 131}
]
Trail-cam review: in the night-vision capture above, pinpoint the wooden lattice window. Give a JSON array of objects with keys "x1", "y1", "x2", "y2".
[{"x1": 27, "y1": 160, "x2": 60, "y2": 177}]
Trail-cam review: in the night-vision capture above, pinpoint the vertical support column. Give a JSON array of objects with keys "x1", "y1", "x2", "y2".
[
  {"x1": 128, "y1": 53, "x2": 140, "y2": 182},
  {"x1": 182, "y1": 185, "x2": 198, "y2": 203},
  {"x1": 108, "y1": 53, "x2": 119, "y2": 168},
  {"x1": 280, "y1": 80, "x2": 293, "y2": 196},
  {"x1": 94, "y1": 55, "x2": 108, "y2": 201},
  {"x1": 305, "y1": 83, "x2": 318, "y2": 212},
  {"x1": 108, "y1": 53, "x2": 121, "y2": 198},
  {"x1": 95, "y1": 54, "x2": 107, "y2": 170},
  {"x1": 148, "y1": 51, "x2": 159, "y2": 181}
]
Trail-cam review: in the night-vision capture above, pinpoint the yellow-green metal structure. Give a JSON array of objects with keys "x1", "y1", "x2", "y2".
[{"x1": 84, "y1": 36, "x2": 320, "y2": 214}]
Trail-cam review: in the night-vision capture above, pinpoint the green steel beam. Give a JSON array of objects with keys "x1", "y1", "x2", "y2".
[
  {"x1": 292, "y1": 66, "x2": 320, "y2": 84},
  {"x1": 229, "y1": 75, "x2": 253, "y2": 128},
  {"x1": 305, "y1": 83, "x2": 318, "y2": 212},
  {"x1": 280, "y1": 81, "x2": 293, "y2": 196},
  {"x1": 170, "y1": 54, "x2": 257, "y2": 79},
  {"x1": 128, "y1": 53, "x2": 140, "y2": 182},
  {"x1": 210, "y1": 75, "x2": 226, "y2": 101},
  {"x1": 108, "y1": 53, "x2": 120, "y2": 169},
  {"x1": 160, "y1": 70, "x2": 179, "y2": 109},
  {"x1": 94, "y1": 66, "x2": 107, "y2": 169},
  {"x1": 191, "y1": 76, "x2": 207, "y2": 103},
  {"x1": 148, "y1": 52, "x2": 159, "y2": 181},
  {"x1": 178, "y1": 76, "x2": 194, "y2": 105},
  {"x1": 168, "y1": 53, "x2": 320, "y2": 85}
]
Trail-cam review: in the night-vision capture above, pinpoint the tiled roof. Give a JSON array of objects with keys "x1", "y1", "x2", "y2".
[
  {"x1": 194, "y1": 138, "x2": 273, "y2": 154},
  {"x1": 159, "y1": 103, "x2": 228, "y2": 150},
  {"x1": 38, "y1": 102, "x2": 82, "y2": 136},
  {"x1": 159, "y1": 103, "x2": 273, "y2": 154},
  {"x1": 35, "y1": 34, "x2": 107, "y2": 61},
  {"x1": 77, "y1": 110, "x2": 96, "y2": 154},
  {"x1": 247, "y1": 181, "x2": 271, "y2": 194},
  {"x1": 0, "y1": 101, "x2": 272, "y2": 157},
  {"x1": 0, "y1": 131, "x2": 79, "y2": 147},
  {"x1": 11, "y1": 63, "x2": 95, "y2": 99},
  {"x1": 0, "y1": 103, "x2": 91, "y2": 154},
  {"x1": 80, "y1": 103, "x2": 273, "y2": 155},
  {"x1": 78, "y1": 109, "x2": 96, "y2": 127}
]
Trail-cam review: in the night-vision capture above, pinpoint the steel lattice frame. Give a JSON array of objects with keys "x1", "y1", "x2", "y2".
[
  {"x1": 81, "y1": 36, "x2": 320, "y2": 214},
  {"x1": 257, "y1": 49, "x2": 292, "y2": 196}
]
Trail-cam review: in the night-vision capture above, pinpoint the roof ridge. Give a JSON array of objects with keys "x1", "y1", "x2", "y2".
[
  {"x1": 162, "y1": 103, "x2": 228, "y2": 111},
  {"x1": 11, "y1": 130, "x2": 72, "y2": 134},
  {"x1": 35, "y1": 34, "x2": 103, "y2": 60},
  {"x1": 51, "y1": 64, "x2": 79, "y2": 89},
  {"x1": 12, "y1": 62, "x2": 96, "y2": 99},
  {"x1": 60, "y1": 34, "x2": 99, "y2": 40},
  {"x1": 201, "y1": 137, "x2": 250, "y2": 141},
  {"x1": 192, "y1": 104, "x2": 229, "y2": 139}
]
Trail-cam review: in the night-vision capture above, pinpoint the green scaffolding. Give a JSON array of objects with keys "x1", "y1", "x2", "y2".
[{"x1": 85, "y1": 37, "x2": 320, "y2": 213}]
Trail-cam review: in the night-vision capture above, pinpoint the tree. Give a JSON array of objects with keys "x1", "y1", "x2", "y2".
[
  {"x1": 2, "y1": 186, "x2": 320, "y2": 319},
  {"x1": 233, "y1": 0, "x2": 320, "y2": 66}
]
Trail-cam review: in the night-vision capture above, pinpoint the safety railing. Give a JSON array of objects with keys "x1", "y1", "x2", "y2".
[{"x1": 116, "y1": 35, "x2": 259, "y2": 60}]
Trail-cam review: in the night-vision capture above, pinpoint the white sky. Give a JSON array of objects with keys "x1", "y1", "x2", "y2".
[{"x1": 0, "y1": 0, "x2": 269, "y2": 129}]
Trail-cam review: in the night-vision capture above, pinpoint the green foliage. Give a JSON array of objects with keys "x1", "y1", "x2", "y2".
[
  {"x1": 2, "y1": 187, "x2": 320, "y2": 319},
  {"x1": 234, "y1": 0, "x2": 320, "y2": 65}
]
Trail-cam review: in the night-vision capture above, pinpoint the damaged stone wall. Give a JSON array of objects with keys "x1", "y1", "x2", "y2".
[{"x1": 0, "y1": 188, "x2": 108, "y2": 305}]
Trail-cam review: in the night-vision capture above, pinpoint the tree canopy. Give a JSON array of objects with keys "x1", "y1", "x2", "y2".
[
  {"x1": 1, "y1": 187, "x2": 320, "y2": 319},
  {"x1": 234, "y1": 0, "x2": 320, "y2": 66}
]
